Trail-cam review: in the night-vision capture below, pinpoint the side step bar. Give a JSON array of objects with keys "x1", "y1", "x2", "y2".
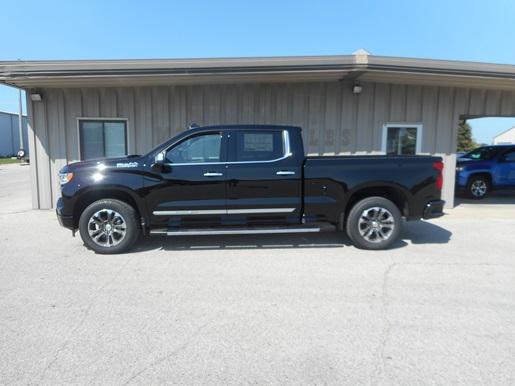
[{"x1": 150, "y1": 224, "x2": 334, "y2": 236}]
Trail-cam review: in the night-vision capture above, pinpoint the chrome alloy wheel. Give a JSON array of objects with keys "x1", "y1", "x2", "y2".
[
  {"x1": 87, "y1": 209, "x2": 127, "y2": 247},
  {"x1": 470, "y1": 180, "x2": 487, "y2": 198},
  {"x1": 358, "y1": 207, "x2": 395, "y2": 243}
]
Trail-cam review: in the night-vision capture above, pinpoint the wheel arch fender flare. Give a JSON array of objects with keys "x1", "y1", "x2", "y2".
[
  {"x1": 467, "y1": 171, "x2": 492, "y2": 183},
  {"x1": 338, "y1": 182, "x2": 412, "y2": 230},
  {"x1": 72, "y1": 185, "x2": 147, "y2": 227}
]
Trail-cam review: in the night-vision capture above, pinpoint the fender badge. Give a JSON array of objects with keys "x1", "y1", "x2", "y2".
[{"x1": 116, "y1": 162, "x2": 139, "y2": 168}]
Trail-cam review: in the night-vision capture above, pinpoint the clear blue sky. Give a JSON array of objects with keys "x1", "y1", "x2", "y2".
[{"x1": 1, "y1": 0, "x2": 515, "y2": 144}]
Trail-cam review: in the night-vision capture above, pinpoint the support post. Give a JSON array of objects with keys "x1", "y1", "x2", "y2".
[{"x1": 18, "y1": 89, "x2": 24, "y2": 152}]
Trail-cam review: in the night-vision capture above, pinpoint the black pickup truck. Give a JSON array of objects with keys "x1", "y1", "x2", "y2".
[{"x1": 56, "y1": 125, "x2": 444, "y2": 253}]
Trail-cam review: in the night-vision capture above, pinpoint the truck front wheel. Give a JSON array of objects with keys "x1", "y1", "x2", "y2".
[
  {"x1": 78, "y1": 199, "x2": 139, "y2": 254},
  {"x1": 346, "y1": 197, "x2": 402, "y2": 250}
]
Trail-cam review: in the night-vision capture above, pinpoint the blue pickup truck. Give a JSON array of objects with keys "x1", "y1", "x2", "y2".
[{"x1": 456, "y1": 145, "x2": 515, "y2": 199}]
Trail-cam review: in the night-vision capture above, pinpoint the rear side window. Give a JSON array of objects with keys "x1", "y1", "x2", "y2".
[
  {"x1": 503, "y1": 150, "x2": 515, "y2": 162},
  {"x1": 234, "y1": 131, "x2": 283, "y2": 162}
]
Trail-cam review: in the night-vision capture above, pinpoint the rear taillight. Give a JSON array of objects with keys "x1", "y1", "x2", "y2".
[{"x1": 433, "y1": 161, "x2": 444, "y2": 190}]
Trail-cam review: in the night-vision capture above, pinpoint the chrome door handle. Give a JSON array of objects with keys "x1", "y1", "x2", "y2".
[
  {"x1": 276, "y1": 170, "x2": 295, "y2": 175},
  {"x1": 203, "y1": 172, "x2": 223, "y2": 177}
]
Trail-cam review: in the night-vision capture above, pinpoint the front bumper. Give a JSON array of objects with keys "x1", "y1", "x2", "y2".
[
  {"x1": 56, "y1": 197, "x2": 74, "y2": 230},
  {"x1": 423, "y1": 200, "x2": 445, "y2": 219}
]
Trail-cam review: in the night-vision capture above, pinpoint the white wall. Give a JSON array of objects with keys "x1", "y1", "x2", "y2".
[{"x1": 493, "y1": 127, "x2": 515, "y2": 144}]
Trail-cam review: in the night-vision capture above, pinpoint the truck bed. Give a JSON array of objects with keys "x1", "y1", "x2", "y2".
[{"x1": 303, "y1": 155, "x2": 442, "y2": 223}]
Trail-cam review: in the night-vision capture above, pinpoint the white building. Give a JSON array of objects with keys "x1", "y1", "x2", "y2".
[{"x1": 493, "y1": 127, "x2": 515, "y2": 145}]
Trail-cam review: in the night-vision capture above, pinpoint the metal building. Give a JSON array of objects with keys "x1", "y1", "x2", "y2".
[
  {"x1": 1, "y1": 51, "x2": 515, "y2": 210},
  {"x1": 0, "y1": 110, "x2": 28, "y2": 157}
]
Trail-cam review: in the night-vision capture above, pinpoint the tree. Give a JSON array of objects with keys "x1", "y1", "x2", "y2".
[{"x1": 457, "y1": 121, "x2": 478, "y2": 152}]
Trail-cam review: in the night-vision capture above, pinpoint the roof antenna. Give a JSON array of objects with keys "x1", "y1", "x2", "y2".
[{"x1": 188, "y1": 123, "x2": 200, "y2": 129}]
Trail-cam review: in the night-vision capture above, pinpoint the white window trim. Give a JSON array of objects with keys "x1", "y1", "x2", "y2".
[
  {"x1": 381, "y1": 123, "x2": 423, "y2": 155},
  {"x1": 76, "y1": 117, "x2": 129, "y2": 161}
]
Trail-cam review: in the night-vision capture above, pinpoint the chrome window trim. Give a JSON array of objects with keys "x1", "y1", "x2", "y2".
[
  {"x1": 153, "y1": 207, "x2": 296, "y2": 216},
  {"x1": 162, "y1": 130, "x2": 292, "y2": 166}
]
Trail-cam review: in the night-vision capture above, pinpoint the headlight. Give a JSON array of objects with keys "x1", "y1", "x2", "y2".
[
  {"x1": 456, "y1": 166, "x2": 464, "y2": 172},
  {"x1": 58, "y1": 172, "x2": 74, "y2": 185}
]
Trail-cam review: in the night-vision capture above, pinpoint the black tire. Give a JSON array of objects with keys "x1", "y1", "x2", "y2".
[
  {"x1": 345, "y1": 196, "x2": 402, "y2": 250},
  {"x1": 465, "y1": 175, "x2": 490, "y2": 199},
  {"x1": 79, "y1": 199, "x2": 139, "y2": 254}
]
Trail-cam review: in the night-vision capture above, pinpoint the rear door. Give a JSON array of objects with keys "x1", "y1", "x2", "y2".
[
  {"x1": 496, "y1": 149, "x2": 515, "y2": 186},
  {"x1": 144, "y1": 131, "x2": 228, "y2": 228},
  {"x1": 225, "y1": 129, "x2": 302, "y2": 225}
]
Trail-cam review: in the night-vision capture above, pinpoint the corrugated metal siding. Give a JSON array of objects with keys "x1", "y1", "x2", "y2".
[
  {"x1": 27, "y1": 81, "x2": 515, "y2": 209},
  {"x1": 0, "y1": 112, "x2": 28, "y2": 157}
]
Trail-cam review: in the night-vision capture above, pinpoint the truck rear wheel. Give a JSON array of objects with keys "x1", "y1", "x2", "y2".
[
  {"x1": 346, "y1": 196, "x2": 402, "y2": 250},
  {"x1": 78, "y1": 199, "x2": 139, "y2": 254}
]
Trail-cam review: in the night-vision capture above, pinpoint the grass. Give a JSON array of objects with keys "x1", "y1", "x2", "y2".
[{"x1": 0, "y1": 157, "x2": 20, "y2": 165}]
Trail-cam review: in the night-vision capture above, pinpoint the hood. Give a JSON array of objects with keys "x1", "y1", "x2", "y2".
[
  {"x1": 456, "y1": 158, "x2": 474, "y2": 166},
  {"x1": 456, "y1": 157, "x2": 491, "y2": 170},
  {"x1": 60, "y1": 154, "x2": 143, "y2": 173}
]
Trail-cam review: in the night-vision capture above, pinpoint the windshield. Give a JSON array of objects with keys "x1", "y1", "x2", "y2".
[
  {"x1": 144, "y1": 130, "x2": 187, "y2": 157},
  {"x1": 461, "y1": 147, "x2": 499, "y2": 161}
]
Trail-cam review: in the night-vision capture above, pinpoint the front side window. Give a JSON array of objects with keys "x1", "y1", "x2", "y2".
[
  {"x1": 79, "y1": 120, "x2": 127, "y2": 160},
  {"x1": 234, "y1": 131, "x2": 283, "y2": 162},
  {"x1": 166, "y1": 133, "x2": 222, "y2": 164},
  {"x1": 384, "y1": 125, "x2": 421, "y2": 156},
  {"x1": 462, "y1": 147, "x2": 499, "y2": 161}
]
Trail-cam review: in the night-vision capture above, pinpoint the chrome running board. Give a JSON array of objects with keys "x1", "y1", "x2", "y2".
[{"x1": 149, "y1": 224, "x2": 331, "y2": 236}]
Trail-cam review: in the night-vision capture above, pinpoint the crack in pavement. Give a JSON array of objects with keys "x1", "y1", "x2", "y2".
[
  {"x1": 36, "y1": 256, "x2": 134, "y2": 384},
  {"x1": 369, "y1": 258, "x2": 514, "y2": 383},
  {"x1": 122, "y1": 318, "x2": 216, "y2": 385},
  {"x1": 0, "y1": 209, "x2": 33, "y2": 215},
  {"x1": 372, "y1": 261, "x2": 397, "y2": 382}
]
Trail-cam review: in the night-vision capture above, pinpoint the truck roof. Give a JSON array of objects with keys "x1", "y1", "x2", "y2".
[
  {"x1": 148, "y1": 124, "x2": 302, "y2": 156},
  {"x1": 189, "y1": 124, "x2": 302, "y2": 132}
]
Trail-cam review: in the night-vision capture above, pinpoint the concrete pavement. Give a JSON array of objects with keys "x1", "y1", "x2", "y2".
[{"x1": 0, "y1": 163, "x2": 514, "y2": 385}]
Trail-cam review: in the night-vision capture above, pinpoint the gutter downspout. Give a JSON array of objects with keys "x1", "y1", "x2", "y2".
[{"x1": 18, "y1": 89, "x2": 24, "y2": 153}]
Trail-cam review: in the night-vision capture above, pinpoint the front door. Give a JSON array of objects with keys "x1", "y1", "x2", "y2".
[
  {"x1": 225, "y1": 129, "x2": 302, "y2": 225},
  {"x1": 144, "y1": 131, "x2": 228, "y2": 228}
]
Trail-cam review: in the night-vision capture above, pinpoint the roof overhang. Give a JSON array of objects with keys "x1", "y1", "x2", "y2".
[{"x1": 1, "y1": 53, "x2": 515, "y2": 90}]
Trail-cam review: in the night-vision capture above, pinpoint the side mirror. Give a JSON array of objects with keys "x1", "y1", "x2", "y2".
[
  {"x1": 155, "y1": 151, "x2": 165, "y2": 165},
  {"x1": 151, "y1": 151, "x2": 166, "y2": 171}
]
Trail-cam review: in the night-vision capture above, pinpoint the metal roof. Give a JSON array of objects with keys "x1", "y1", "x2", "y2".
[
  {"x1": 0, "y1": 110, "x2": 27, "y2": 117},
  {"x1": 1, "y1": 52, "x2": 515, "y2": 90}
]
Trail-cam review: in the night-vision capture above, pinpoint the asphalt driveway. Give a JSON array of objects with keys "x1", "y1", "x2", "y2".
[{"x1": 1, "y1": 163, "x2": 514, "y2": 385}]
